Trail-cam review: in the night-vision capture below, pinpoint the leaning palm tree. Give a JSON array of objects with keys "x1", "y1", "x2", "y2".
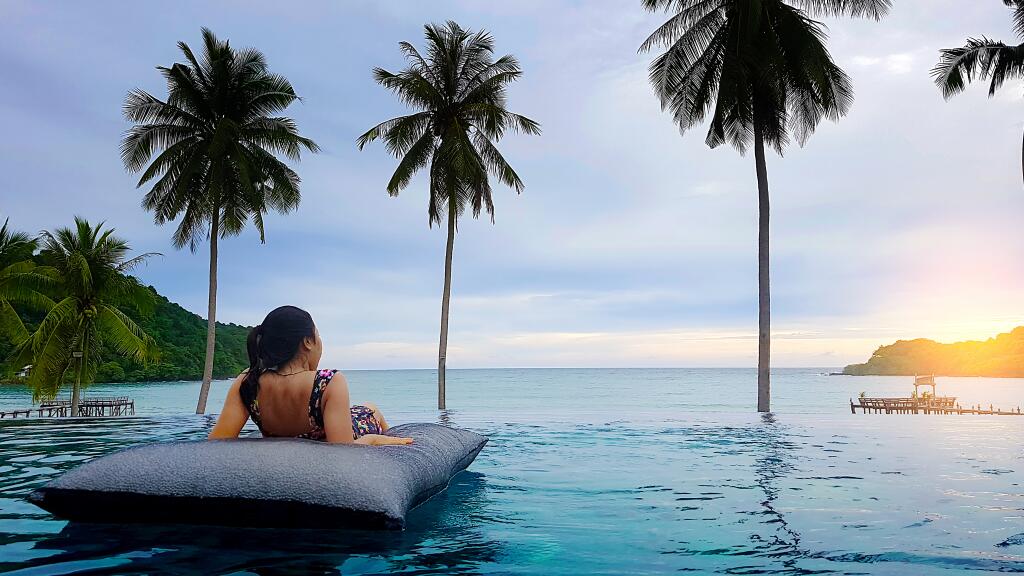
[
  {"x1": 121, "y1": 28, "x2": 319, "y2": 414},
  {"x1": 13, "y1": 217, "x2": 156, "y2": 416},
  {"x1": 933, "y1": 0, "x2": 1024, "y2": 185},
  {"x1": 639, "y1": 0, "x2": 889, "y2": 412},
  {"x1": 357, "y1": 21, "x2": 540, "y2": 409},
  {"x1": 0, "y1": 218, "x2": 54, "y2": 346}
]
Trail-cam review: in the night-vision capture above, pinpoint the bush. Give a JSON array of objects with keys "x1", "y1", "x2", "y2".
[{"x1": 96, "y1": 362, "x2": 126, "y2": 383}]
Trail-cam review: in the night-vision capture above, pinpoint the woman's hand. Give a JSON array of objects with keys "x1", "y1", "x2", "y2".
[{"x1": 354, "y1": 434, "x2": 414, "y2": 446}]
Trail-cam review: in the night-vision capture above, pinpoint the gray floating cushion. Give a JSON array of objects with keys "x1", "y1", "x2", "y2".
[{"x1": 29, "y1": 423, "x2": 487, "y2": 530}]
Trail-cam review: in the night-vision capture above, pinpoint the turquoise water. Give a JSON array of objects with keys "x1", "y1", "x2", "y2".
[{"x1": 0, "y1": 368, "x2": 1022, "y2": 574}]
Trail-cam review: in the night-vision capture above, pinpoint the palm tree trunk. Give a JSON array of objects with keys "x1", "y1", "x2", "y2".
[
  {"x1": 195, "y1": 213, "x2": 219, "y2": 414},
  {"x1": 754, "y1": 123, "x2": 771, "y2": 413},
  {"x1": 437, "y1": 206, "x2": 456, "y2": 410},
  {"x1": 71, "y1": 356, "x2": 82, "y2": 417}
]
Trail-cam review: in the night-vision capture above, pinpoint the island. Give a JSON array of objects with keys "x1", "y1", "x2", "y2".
[{"x1": 843, "y1": 327, "x2": 1024, "y2": 377}]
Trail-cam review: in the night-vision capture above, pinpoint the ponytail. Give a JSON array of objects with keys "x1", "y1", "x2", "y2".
[
  {"x1": 238, "y1": 306, "x2": 316, "y2": 409},
  {"x1": 240, "y1": 324, "x2": 265, "y2": 408}
]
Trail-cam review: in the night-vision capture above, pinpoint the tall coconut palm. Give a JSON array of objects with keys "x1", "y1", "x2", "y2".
[
  {"x1": 357, "y1": 21, "x2": 540, "y2": 409},
  {"x1": 121, "y1": 28, "x2": 319, "y2": 414},
  {"x1": 0, "y1": 218, "x2": 54, "y2": 346},
  {"x1": 14, "y1": 218, "x2": 156, "y2": 415},
  {"x1": 639, "y1": 0, "x2": 889, "y2": 412},
  {"x1": 933, "y1": 0, "x2": 1024, "y2": 186}
]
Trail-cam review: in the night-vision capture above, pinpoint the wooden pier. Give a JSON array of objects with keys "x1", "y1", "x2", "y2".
[
  {"x1": 850, "y1": 397, "x2": 1024, "y2": 415},
  {"x1": 0, "y1": 397, "x2": 135, "y2": 419},
  {"x1": 849, "y1": 374, "x2": 1023, "y2": 416}
]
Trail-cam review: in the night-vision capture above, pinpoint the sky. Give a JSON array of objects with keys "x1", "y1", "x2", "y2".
[{"x1": 1, "y1": 0, "x2": 1023, "y2": 369}]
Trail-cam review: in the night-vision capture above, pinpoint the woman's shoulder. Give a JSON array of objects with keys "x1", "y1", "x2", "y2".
[
  {"x1": 316, "y1": 368, "x2": 342, "y2": 381},
  {"x1": 229, "y1": 370, "x2": 248, "y2": 389},
  {"x1": 318, "y1": 369, "x2": 348, "y2": 398},
  {"x1": 315, "y1": 369, "x2": 348, "y2": 390}
]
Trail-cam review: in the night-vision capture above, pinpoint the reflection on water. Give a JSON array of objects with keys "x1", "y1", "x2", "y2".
[
  {"x1": 751, "y1": 413, "x2": 805, "y2": 569},
  {"x1": 1, "y1": 377, "x2": 1023, "y2": 573}
]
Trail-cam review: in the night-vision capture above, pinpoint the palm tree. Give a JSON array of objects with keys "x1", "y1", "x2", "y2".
[
  {"x1": 14, "y1": 217, "x2": 156, "y2": 415},
  {"x1": 357, "y1": 21, "x2": 540, "y2": 409},
  {"x1": 933, "y1": 0, "x2": 1024, "y2": 186},
  {"x1": 639, "y1": 0, "x2": 889, "y2": 412},
  {"x1": 0, "y1": 218, "x2": 54, "y2": 347},
  {"x1": 121, "y1": 28, "x2": 319, "y2": 414}
]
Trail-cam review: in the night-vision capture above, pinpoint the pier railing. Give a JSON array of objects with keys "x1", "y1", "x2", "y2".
[
  {"x1": 0, "y1": 397, "x2": 135, "y2": 419},
  {"x1": 851, "y1": 396, "x2": 1022, "y2": 416}
]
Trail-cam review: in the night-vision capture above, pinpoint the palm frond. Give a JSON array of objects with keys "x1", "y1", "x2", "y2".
[
  {"x1": 0, "y1": 261, "x2": 57, "y2": 307},
  {"x1": 124, "y1": 28, "x2": 316, "y2": 253},
  {"x1": 360, "y1": 22, "x2": 537, "y2": 226},
  {"x1": 0, "y1": 299, "x2": 29, "y2": 346},
  {"x1": 0, "y1": 218, "x2": 38, "y2": 266},
  {"x1": 643, "y1": 0, "x2": 868, "y2": 154},
  {"x1": 97, "y1": 304, "x2": 156, "y2": 363},
  {"x1": 933, "y1": 37, "x2": 1024, "y2": 98},
  {"x1": 387, "y1": 130, "x2": 436, "y2": 195},
  {"x1": 790, "y1": 0, "x2": 890, "y2": 20}
]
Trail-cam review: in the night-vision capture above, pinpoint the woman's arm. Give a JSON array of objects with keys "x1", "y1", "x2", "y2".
[
  {"x1": 323, "y1": 373, "x2": 412, "y2": 445},
  {"x1": 353, "y1": 433, "x2": 413, "y2": 446},
  {"x1": 207, "y1": 374, "x2": 249, "y2": 440}
]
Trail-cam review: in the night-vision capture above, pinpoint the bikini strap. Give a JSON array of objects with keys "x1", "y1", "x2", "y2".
[{"x1": 307, "y1": 369, "x2": 339, "y2": 429}]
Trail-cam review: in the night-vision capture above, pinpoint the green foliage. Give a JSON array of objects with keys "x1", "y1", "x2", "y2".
[
  {"x1": 843, "y1": 327, "x2": 1024, "y2": 377},
  {"x1": 0, "y1": 218, "x2": 38, "y2": 265},
  {"x1": 96, "y1": 361, "x2": 125, "y2": 383},
  {"x1": 357, "y1": 21, "x2": 540, "y2": 225},
  {"x1": 12, "y1": 218, "x2": 158, "y2": 401},
  {"x1": 1, "y1": 278, "x2": 250, "y2": 385},
  {"x1": 0, "y1": 215, "x2": 252, "y2": 386},
  {"x1": 0, "y1": 218, "x2": 56, "y2": 346},
  {"x1": 113, "y1": 289, "x2": 250, "y2": 382},
  {"x1": 121, "y1": 27, "x2": 319, "y2": 250}
]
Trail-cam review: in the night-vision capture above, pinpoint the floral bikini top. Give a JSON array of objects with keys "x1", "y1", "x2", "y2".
[{"x1": 244, "y1": 369, "x2": 380, "y2": 441}]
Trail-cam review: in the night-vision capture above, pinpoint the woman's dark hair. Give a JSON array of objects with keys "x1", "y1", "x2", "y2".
[{"x1": 240, "y1": 305, "x2": 316, "y2": 407}]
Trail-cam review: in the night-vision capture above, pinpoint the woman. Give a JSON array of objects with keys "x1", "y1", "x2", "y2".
[{"x1": 208, "y1": 305, "x2": 412, "y2": 445}]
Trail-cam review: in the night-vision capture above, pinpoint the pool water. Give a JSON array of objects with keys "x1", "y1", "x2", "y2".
[{"x1": 0, "y1": 368, "x2": 1022, "y2": 574}]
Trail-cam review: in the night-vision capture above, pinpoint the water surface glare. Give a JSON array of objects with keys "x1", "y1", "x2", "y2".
[{"x1": 0, "y1": 368, "x2": 1022, "y2": 574}]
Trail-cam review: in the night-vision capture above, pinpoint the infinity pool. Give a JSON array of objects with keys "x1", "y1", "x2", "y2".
[{"x1": 0, "y1": 369, "x2": 1022, "y2": 574}]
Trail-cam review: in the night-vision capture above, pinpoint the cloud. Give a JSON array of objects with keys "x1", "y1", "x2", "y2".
[{"x1": 851, "y1": 52, "x2": 917, "y2": 74}]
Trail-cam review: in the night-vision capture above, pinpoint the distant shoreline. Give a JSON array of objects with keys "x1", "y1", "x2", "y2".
[
  {"x1": 842, "y1": 327, "x2": 1024, "y2": 379},
  {"x1": 830, "y1": 372, "x2": 1024, "y2": 379},
  {"x1": 4, "y1": 366, "x2": 1024, "y2": 391}
]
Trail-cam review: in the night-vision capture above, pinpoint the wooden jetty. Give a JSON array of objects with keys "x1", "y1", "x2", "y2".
[
  {"x1": 850, "y1": 374, "x2": 1023, "y2": 416},
  {"x1": 0, "y1": 396, "x2": 135, "y2": 419}
]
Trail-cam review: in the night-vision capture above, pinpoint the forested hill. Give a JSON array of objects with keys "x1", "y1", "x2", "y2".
[
  {"x1": 843, "y1": 327, "x2": 1024, "y2": 377},
  {"x1": 0, "y1": 288, "x2": 251, "y2": 383}
]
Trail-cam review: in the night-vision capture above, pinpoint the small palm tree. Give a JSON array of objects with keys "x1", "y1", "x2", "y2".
[
  {"x1": 933, "y1": 0, "x2": 1024, "y2": 185},
  {"x1": 357, "y1": 21, "x2": 540, "y2": 409},
  {"x1": 121, "y1": 28, "x2": 319, "y2": 414},
  {"x1": 639, "y1": 0, "x2": 889, "y2": 412},
  {"x1": 0, "y1": 218, "x2": 54, "y2": 346},
  {"x1": 14, "y1": 218, "x2": 156, "y2": 415}
]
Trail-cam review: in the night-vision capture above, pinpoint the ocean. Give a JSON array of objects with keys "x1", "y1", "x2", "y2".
[{"x1": 0, "y1": 368, "x2": 1022, "y2": 574}]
